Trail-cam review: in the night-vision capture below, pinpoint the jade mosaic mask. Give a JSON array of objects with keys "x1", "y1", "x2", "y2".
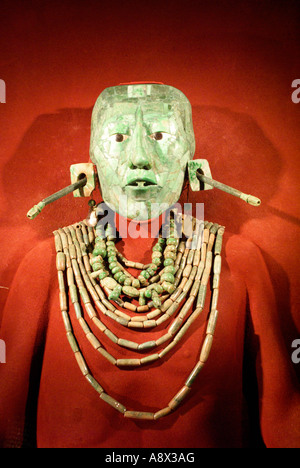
[{"x1": 90, "y1": 84, "x2": 195, "y2": 220}]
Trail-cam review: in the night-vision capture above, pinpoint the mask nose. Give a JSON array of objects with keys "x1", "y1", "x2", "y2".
[{"x1": 128, "y1": 107, "x2": 152, "y2": 170}]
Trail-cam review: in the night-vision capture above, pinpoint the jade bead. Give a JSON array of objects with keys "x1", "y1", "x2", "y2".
[
  {"x1": 152, "y1": 244, "x2": 163, "y2": 252},
  {"x1": 153, "y1": 284, "x2": 163, "y2": 294},
  {"x1": 152, "y1": 257, "x2": 162, "y2": 266},
  {"x1": 161, "y1": 273, "x2": 175, "y2": 284},
  {"x1": 99, "y1": 271, "x2": 109, "y2": 280},
  {"x1": 92, "y1": 262, "x2": 102, "y2": 271},
  {"x1": 145, "y1": 289, "x2": 152, "y2": 298},
  {"x1": 146, "y1": 268, "x2": 156, "y2": 276},
  {"x1": 140, "y1": 270, "x2": 150, "y2": 279},
  {"x1": 166, "y1": 238, "x2": 177, "y2": 245},
  {"x1": 109, "y1": 261, "x2": 118, "y2": 269},
  {"x1": 152, "y1": 251, "x2": 162, "y2": 259},
  {"x1": 111, "y1": 266, "x2": 121, "y2": 275},
  {"x1": 164, "y1": 251, "x2": 176, "y2": 260},
  {"x1": 108, "y1": 255, "x2": 117, "y2": 263},
  {"x1": 124, "y1": 278, "x2": 132, "y2": 286},
  {"x1": 132, "y1": 279, "x2": 140, "y2": 289},
  {"x1": 122, "y1": 286, "x2": 139, "y2": 297},
  {"x1": 164, "y1": 265, "x2": 176, "y2": 274},
  {"x1": 162, "y1": 281, "x2": 176, "y2": 293},
  {"x1": 93, "y1": 247, "x2": 106, "y2": 258},
  {"x1": 106, "y1": 240, "x2": 115, "y2": 246},
  {"x1": 164, "y1": 258, "x2": 174, "y2": 267},
  {"x1": 158, "y1": 238, "x2": 165, "y2": 245},
  {"x1": 95, "y1": 236, "x2": 105, "y2": 243},
  {"x1": 114, "y1": 272, "x2": 123, "y2": 281},
  {"x1": 118, "y1": 274, "x2": 126, "y2": 284}
]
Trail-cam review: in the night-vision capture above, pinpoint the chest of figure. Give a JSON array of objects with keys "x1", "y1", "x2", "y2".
[{"x1": 37, "y1": 250, "x2": 247, "y2": 448}]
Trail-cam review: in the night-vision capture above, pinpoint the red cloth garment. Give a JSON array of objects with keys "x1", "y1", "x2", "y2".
[{"x1": 0, "y1": 224, "x2": 299, "y2": 448}]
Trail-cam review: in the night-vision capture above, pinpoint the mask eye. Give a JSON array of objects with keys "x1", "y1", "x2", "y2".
[
  {"x1": 150, "y1": 131, "x2": 164, "y2": 141},
  {"x1": 110, "y1": 133, "x2": 129, "y2": 142}
]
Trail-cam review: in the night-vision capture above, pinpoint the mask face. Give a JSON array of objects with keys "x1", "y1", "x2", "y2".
[{"x1": 90, "y1": 83, "x2": 195, "y2": 220}]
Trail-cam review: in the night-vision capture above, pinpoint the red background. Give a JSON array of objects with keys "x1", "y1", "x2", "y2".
[{"x1": 0, "y1": 0, "x2": 299, "y2": 448}]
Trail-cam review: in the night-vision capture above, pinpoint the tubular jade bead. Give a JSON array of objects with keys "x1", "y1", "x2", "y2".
[
  {"x1": 59, "y1": 291, "x2": 68, "y2": 311},
  {"x1": 117, "y1": 358, "x2": 141, "y2": 367},
  {"x1": 206, "y1": 309, "x2": 219, "y2": 335},
  {"x1": 140, "y1": 354, "x2": 159, "y2": 365},
  {"x1": 78, "y1": 317, "x2": 90, "y2": 334},
  {"x1": 143, "y1": 320, "x2": 157, "y2": 328},
  {"x1": 92, "y1": 316, "x2": 107, "y2": 333},
  {"x1": 168, "y1": 385, "x2": 191, "y2": 410},
  {"x1": 154, "y1": 407, "x2": 172, "y2": 420},
  {"x1": 118, "y1": 338, "x2": 139, "y2": 350},
  {"x1": 85, "y1": 302, "x2": 97, "y2": 319},
  {"x1": 66, "y1": 331, "x2": 79, "y2": 353},
  {"x1": 199, "y1": 334, "x2": 213, "y2": 363},
  {"x1": 97, "y1": 347, "x2": 116, "y2": 365},
  {"x1": 75, "y1": 351, "x2": 89, "y2": 376},
  {"x1": 185, "y1": 361, "x2": 205, "y2": 387},
  {"x1": 85, "y1": 373, "x2": 104, "y2": 395},
  {"x1": 138, "y1": 340, "x2": 157, "y2": 350},
  {"x1": 86, "y1": 332, "x2": 102, "y2": 350},
  {"x1": 56, "y1": 252, "x2": 66, "y2": 271},
  {"x1": 124, "y1": 411, "x2": 154, "y2": 420},
  {"x1": 100, "y1": 393, "x2": 127, "y2": 414},
  {"x1": 69, "y1": 284, "x2": 78, "y2": 303},
  {"x1": 169, "y1": 317, "x2": 183, "y2": 336}
]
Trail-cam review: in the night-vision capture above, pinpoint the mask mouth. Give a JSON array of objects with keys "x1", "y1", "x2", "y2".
[{"x1": 126, "y1": 178, "x2": 157, "y2": 188}]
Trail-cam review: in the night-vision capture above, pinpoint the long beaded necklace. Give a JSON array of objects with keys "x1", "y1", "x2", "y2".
[{"x1": 54, "y1": 208, "x2": 224, "y2": 420}]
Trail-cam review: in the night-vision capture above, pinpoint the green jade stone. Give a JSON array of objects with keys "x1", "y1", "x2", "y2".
[
  {"x1": 89, "y1": 83, "x2": 195, "y2": 221},
  {"x1": 161, "y1": 273, "x2": 175, "y2": 284},
  {"x1": 99, "y1": 271, "x2": 109, "y2": 280},
  {"x1": 164, "y1": 265, "x2": 176, "y2": 274},
  {"x1": 122, "y1": 286, "x2": 139, "y2": 297},
  {"x1": 164, "y1": 258, "x2": 174, "y2": 267}
]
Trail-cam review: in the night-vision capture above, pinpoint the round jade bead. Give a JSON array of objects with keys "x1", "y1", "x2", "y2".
[
  {"x1": 106, "y1": 240, "x2": 115, "y2": 246},
  {"x1": 118, "y1": 274, "x2": 126, "y2": 284},
  {"x1": 108, "y1": 255, "x2": 117, "y2": 263},
  {"x1": 93, "y1": 247, "x2": 106, "y2": 258},
  {"x1": 164, "y1": 265, "x2": 176, "y2": 274},
  {"x1": 158, "y1": 238, "x2": 165, "y2": 245},
  {"x1": 161, "y1": 273, "x2": 175, "y2": 284},
  {"x1": 132, "y1": 279, "x2": 140, "y2": 289},
  {"x1": 152, "y1": 251, "x2": 162, "y2": 258},
  {"x1": 95, "y1": 236, "x2": 105, "y2": 243},
  {"x1": 114, "y1": 272, "x2": 123, "y2": 281},
  {"x1": 124, "y1": 278, "x2": 132, "y2": 286},
  {"x1": 111, "y1": 266, "x2": 121, "y2": 275},
  {"x1": 99, "y1": 271, "x2": 109, "y2": 280},
  {"x1": 92, "y1": 262, "x2": 102, "y2": 272},
  {"x1": 146, "y1": 268, "x2": 156, "y2": 276},
  {"x1": 152, "y1": 244, "x2": 163, "y2": 252},
  {"x1": 140, "y1": 270, "x2": 150, "y2": 279},
  {"x1": 162, "y1": 281, "x2": 176, "y2": 294},
  {"x1": 164, "y1": 251, "x2": 176, "y2": 260},
  {"x1": 109, "y1": 261, "x2": 118, "y2": 269},
  {"x1": 152, "y1": 257, "x2": 162, "y2": 266},
  {"x1": 145, "y1": 289, "x2": 152, "y2": 298},
  {"x1": 166, "y1": 238, "x2": 177, "y2": 245},
  {"x1": 164, "y1": 258, "x2": 174, "y2": 267},
  {"x1": 152, "y1": 284, "x2": 163, "y2": 294}
]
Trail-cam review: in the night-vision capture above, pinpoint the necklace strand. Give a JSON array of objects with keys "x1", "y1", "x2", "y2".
[{"x1": 54, "y1": 214, "x2": 224, "y2": 419}]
